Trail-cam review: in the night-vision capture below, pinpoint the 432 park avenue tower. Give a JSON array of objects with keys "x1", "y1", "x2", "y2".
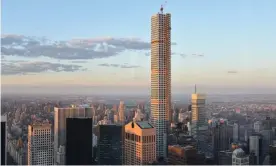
[{"x1": 150, "y1": 9, "x2": 171, "y2": 159}]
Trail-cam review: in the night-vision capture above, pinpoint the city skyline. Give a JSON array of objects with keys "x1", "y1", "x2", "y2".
[{"x1": 2, "y1": 0, "x2": 276, "y2": 94}]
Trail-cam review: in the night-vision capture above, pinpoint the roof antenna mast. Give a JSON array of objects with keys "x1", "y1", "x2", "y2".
[
  {"x1": 160, "y1": 1, "x2": 167, "y2": 13},
  {"x1": 195, "y1": 84, "x2": 197, "y2": 93}
]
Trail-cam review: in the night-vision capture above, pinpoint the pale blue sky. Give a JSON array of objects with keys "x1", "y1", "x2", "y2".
[{"x1": 1, "y1": 0, "x2": 276, "y2": 94}]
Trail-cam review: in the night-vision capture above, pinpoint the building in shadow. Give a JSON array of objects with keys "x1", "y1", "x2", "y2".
[
  {"x1": 66, "y1": 118, "x2": 93, "y2": 165},
  {"x1": 96, "y1": 124, "x2": 124, "y2": 165},
  {"x1": 1, "y1": 115, "x2": 7, "y2": 165}
]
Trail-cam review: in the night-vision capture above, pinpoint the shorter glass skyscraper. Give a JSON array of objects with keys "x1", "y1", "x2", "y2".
[
  {"x1": 66, "y1": 118, "x2": 93, "y2": 165},
  {"x1": 96, "y1": 124, "x2": 124, "y2": 165}
]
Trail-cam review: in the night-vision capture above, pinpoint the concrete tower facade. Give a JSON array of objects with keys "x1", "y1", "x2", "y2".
[
  {"x1": 124, "y1": 121, "x2": 156, "y2": 165},
  {"x1": 191, "y1": 93, "x2": 207, "y2": 132},
  {"x1": 119, "y1": 101, "x2": 125, "y2": 124},
  {"x1": 150, "y1": 10, "x2": 171, "y2": 159},
  {"x1": 233, "y1": 122, "x2": 240, "y2": 142},
  {"x1": 28, "y1": 123, "x2": 53, "y2": 165},
  {"x1": 190, "y1": 86, "x2": 208, "y2": 152}
]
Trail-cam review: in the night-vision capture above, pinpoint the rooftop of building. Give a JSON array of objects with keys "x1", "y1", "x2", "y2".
[
  {"x1": 30, "y1": 122, "x2": 51, "y2": 127},
  {"x1": 168, "y1": 145, "x2": 197, "y2": 157},
  {"x1": 270, "y1": 141, "x2": 276, "y2": 147},
  {"x1": 169, "y1": 144, "x2": 195, "y2": 149},
  {"x1": 250, "y1": 133, "x2": 262, "y2": 137},
  {"x1": 219, "y1": 150, "x2": 233, "y2": 155},
  {"x1": 54, "y1": 106, "x2": 93, "y2": 109},
  {"x1": 178, "y1": 135, "x2": 196, "y2": 143},
  {"x1": 191, "y1": 93, "x2": 206, "y2": 99},
  {"x1": 232, "y1": 148, "x2": 248, "y2": 158},
  {"x1": 135, "y1": 121, "x2": 154, "y2": 129},
  {"x1": 98, "y1": 123, "x2": 122, "y2": 126}
]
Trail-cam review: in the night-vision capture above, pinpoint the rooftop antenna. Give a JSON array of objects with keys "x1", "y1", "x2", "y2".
[
  {"x1": 160, "y1": 1, "x2": 167, "y2": 13},
  {"x1": 194, "y1": 84, "x2": 197, "y2": 93}
]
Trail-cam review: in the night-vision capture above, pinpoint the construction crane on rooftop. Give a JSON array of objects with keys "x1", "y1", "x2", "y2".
[{"x1": 160, "y1": 1, "x2": 167, "y2": 13}]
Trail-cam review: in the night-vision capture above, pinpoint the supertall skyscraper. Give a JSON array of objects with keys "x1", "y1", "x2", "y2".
[{"x1": 150, "y1": 7, "x2": 171, "y2": 159}]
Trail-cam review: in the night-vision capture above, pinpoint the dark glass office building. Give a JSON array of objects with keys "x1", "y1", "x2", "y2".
[
  {"x1": 1, "y1": 120, "x2": 7, "y2": 165},
  {"x1": 269, "y1": 145, "x2": 276, "y2": 165},
  {"x1": 97, "y1": 124, "x2": 124, "y2": 165},
  {"x1": 66, "y1": 118, "x2": 93, "y2": 165}
]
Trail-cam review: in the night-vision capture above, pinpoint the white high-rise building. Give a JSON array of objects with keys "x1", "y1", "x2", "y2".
[
  {"x1": 133, "y1": 109, "x2": 144, "y2": 122},
  {"x1": 233, "y1": 122, "x2": 239, "y2": 142},
  {"x1": 232, "y1": 148, "x2": 249, "y2": 165},
  {"x1": 249, "y1": 135, "x2": 261, "y2": 164},
  {"x1": 254, "y1": 121, "x2": 262, "y2": 133},
  {"x1": 119, "y1": 101, "x2": 125, "y2": 124},
  {"x1": 27, "y1": 123, "x2": 53, "y2": 165},
  {"x1": 56, "y1": 145, "x2": 65, "y2": 165},
  {"x1": 150, "y1": 7, "x2": 171, "y2": 159}
]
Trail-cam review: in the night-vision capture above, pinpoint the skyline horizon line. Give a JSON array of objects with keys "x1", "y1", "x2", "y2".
[{"x1": 2, "y1": 84, "x2": 276, "y2": 95}]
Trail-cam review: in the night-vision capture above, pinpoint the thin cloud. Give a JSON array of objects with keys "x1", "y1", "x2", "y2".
[
  {"x1": 179, "y1": 53, "x2": 187, "y2": 58},
  {"x1": 1, "y1": 34, "x2": 171, "y2": 60},
  {"x1": 227, "y1": 70, "x2": 238, "y2": 74},
  {"x1": 1, "y1": 61, "x2": 86, "y2": 75},
  {"x1": 98, "y1": 63, "x2": 140, "y2": 68},
  {"x1": 192, "y1": 53, "x2": 204, "y2": 57},
  {"x1": 121, "y1": 64, "x2": 140, "y2": 68},
  {"x1": 71, "y1": 60, "x2": 88, "y2": 63}
]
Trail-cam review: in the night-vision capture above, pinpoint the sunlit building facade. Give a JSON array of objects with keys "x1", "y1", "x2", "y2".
[
  {"x1": 124, "y1": 121, "x2": 156, "y2": 165},
  {"x1": 150, "y1": 10, "x2": 171, "y2": 159},
  {"x1": 119, "y1": 101, "x2": 125, "y2": 124},
  {"x1": 27, "y1": 123, "x2": 53, "y2": 165},
  {"x1": 191, "y1": 92, "x2": 209, "y2": 153},
  {"x1": 191, "y1": 93, "x2": 207, "y2": 135}
]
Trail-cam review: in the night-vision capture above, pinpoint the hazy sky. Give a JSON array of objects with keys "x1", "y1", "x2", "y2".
[{"x1": 1, "y1": 0, "x2": 276, "y2": 94}]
